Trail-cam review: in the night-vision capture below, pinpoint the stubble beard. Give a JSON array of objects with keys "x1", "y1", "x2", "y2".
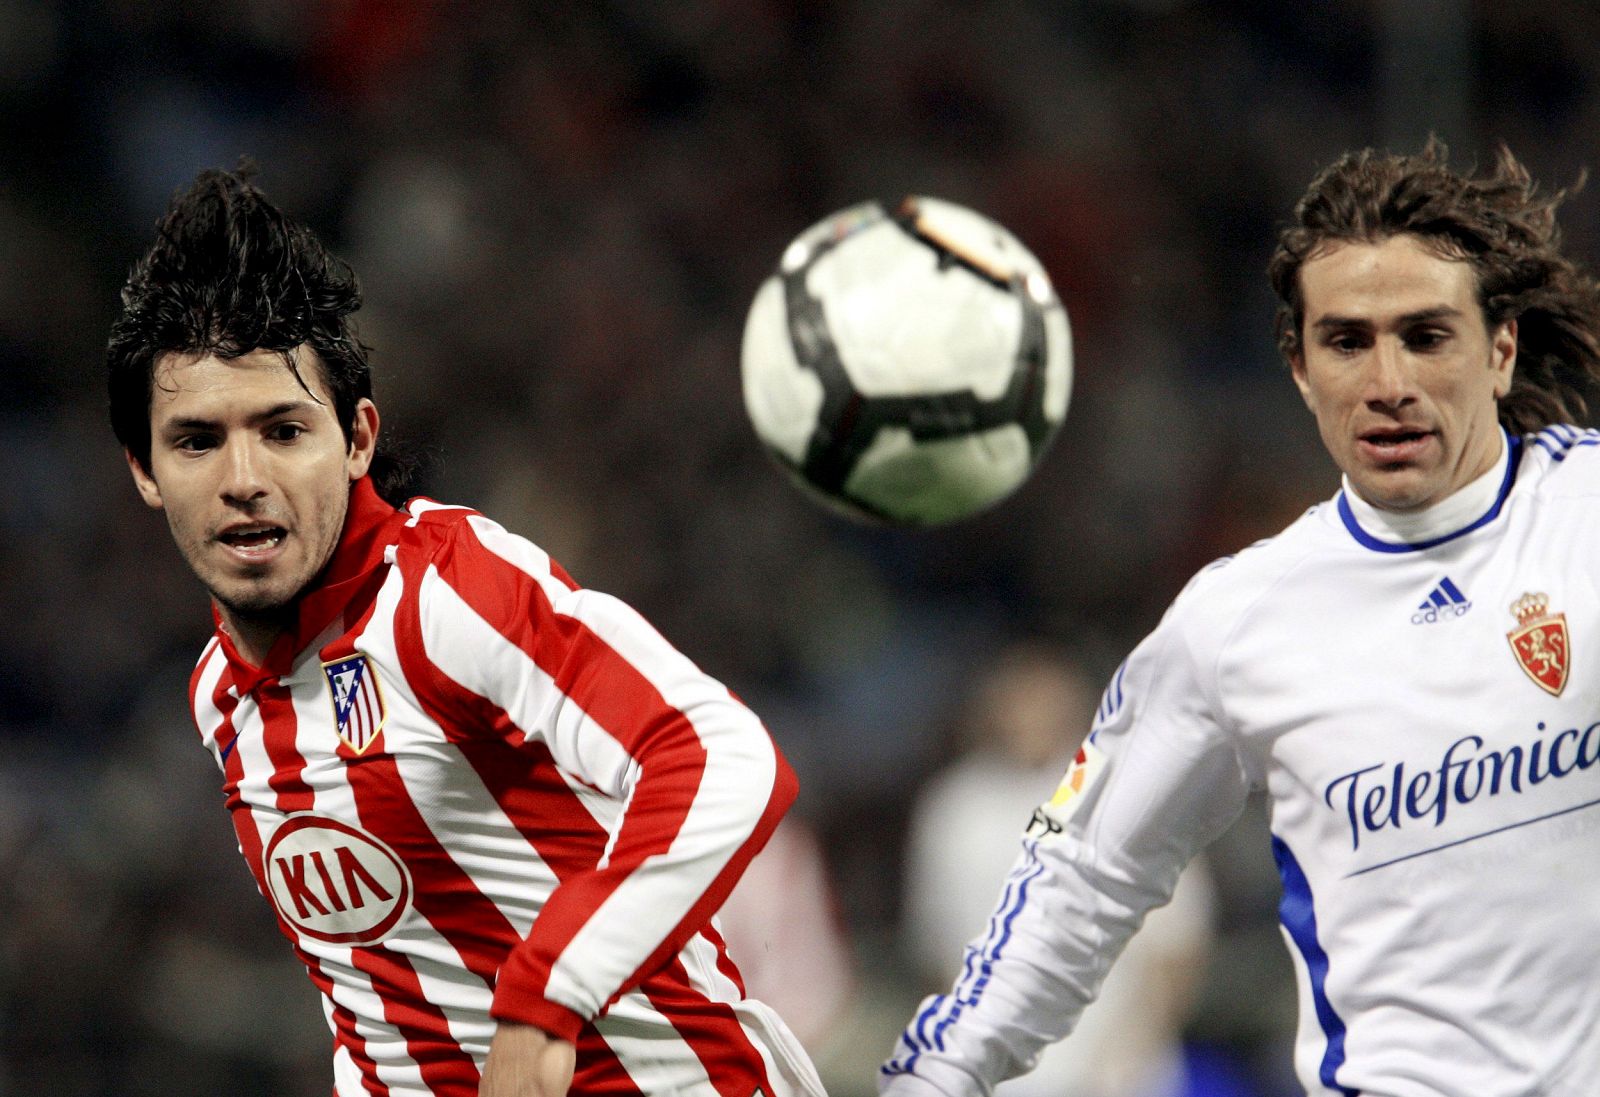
[{"x1": 211, "y1": 581, "x2": 299, "y2": 625}]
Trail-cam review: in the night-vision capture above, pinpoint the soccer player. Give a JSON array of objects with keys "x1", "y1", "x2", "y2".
[
  {"x1": 880, "y1": 142, "x2": 1600, "y2": 1097},
  {"x1": 108, "y1": 167, "x2": 827, "y2": 1097}
]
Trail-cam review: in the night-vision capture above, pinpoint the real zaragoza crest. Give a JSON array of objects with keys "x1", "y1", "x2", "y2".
[
  {"x1": 322, "y1": 654, "x2": 387, "y2": 754},
  {"x1": 1507, "y1": 592, "x2": 1569, "y2": 696}
]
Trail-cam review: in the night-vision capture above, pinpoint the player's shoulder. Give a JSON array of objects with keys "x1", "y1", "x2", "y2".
[
  {"x1": 1518, "y1": 424, "x2": 1600, "y2": 498},
  {"x1": 1162, "y1": 501, "x2": 1333, "y2": 637},
  {"x1": 392, "y1": 496, "x2": 582, "y2": 596},
  {"x1": 395, "y1": 495, "x2": 484, "y2": 538},
  {"x1": 392, "y1": 495, "x2": 512, "y2": 558}
]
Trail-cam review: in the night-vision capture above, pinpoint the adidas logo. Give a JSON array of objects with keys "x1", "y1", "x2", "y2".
[{"x1": 1411, "y1": 576, "x2": 1472, "y2": 625}]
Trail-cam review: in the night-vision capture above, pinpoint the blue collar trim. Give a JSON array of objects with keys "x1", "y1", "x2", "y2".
[{"x1": 1337, "y1": 433, "x2": 1522, "y2": 554}]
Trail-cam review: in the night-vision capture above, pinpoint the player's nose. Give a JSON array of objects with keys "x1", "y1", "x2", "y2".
[
  {"x1": 1363, "y1": 338, "x2": 1414, "y2": 409},
  {"x1": 220, "y1": 438, "x2": 270, "y2": 502}
]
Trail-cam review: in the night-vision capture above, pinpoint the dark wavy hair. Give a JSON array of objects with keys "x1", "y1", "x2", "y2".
[
  {"x1": 1269, "y1": 139, "x2": 1600, "y2": 433},
  {"x1": 107, "y1": 163, "x2": 419, "y2": 502}
]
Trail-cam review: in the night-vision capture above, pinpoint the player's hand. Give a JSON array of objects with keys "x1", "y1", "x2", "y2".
[{"x1": 479, "y1": 1022, "x2": 576, "y2": 1097}]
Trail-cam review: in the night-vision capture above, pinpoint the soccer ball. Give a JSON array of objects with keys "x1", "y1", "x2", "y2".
[{"x1": 739, "y1": 196, "x2": 1072, "y2": 526}]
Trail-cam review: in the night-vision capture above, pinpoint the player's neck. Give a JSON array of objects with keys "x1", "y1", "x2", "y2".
[
  {"x1": 1342, "y1": 431, "x2": 1510, "y2": 544},
  {"x1": 215, "y1": 602, "x2": 293, "y2": 667}
]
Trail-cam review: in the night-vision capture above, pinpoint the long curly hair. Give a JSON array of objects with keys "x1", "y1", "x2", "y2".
[
  {"x1": 1269, "y1": 139, "x2": 1600, "y2": 433},
  {"x1": 107, "y1": 163, "x2": 419, "y2": 503}
]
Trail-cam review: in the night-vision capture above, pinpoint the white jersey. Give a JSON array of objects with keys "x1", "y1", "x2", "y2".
[{"x1": 882, "y1": 427, "x2": 1600, "y2": 1097}]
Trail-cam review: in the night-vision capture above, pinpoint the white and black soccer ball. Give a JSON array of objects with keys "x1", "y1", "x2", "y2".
[{"x1": 740, "y1": 196, "x2": 1073, "y2": 526}]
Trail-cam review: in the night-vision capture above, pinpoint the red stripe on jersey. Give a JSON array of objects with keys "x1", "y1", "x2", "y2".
[
  {"x1": 456, "y1": 736, "x2": 612, "y2": 883},
  {"x1": 226, "y1": 793, "x2": 390, "y2": 1093},
  {"x1": 429, "y1": 535, "x2": 719, "y2": 1010},
  {"x1": 350, "y1": 946, "x2": 481, "y2": 1093},
  {"x1": 260, "y1": 681, "x2": 316, "y2": 814},
  {"x1": 384, "y1": 584, "x2": 613, "y2": 885},
  {"x1": 643, "y1": 958, "x2": 774, "y2": 1097},
  {"x1": 700, "y1": 921, "x2": 747, "y2": 998},
  {"x1": 199, "y1": 665, "x2": 250, "y2": 813},
  {"x1": 188, "y1": 637, "x2": 223, "y2": 735},
  {"x1": 574, "y1": 1022, "x2": 648, "y2": 1097},
  {"x1": 386, "y1": 554, "x2": 612, "y2": 888},
  {"x1": 332, "y1": 715, "x2": 517, "y2": 1091},
  {"x1": 636, "y1": 753, "x2": 796, "y2": 982},
  {"x1": 342, "y1": 745, "x2": 522, "y2": 985},
  {"x1": 386, "y1": 550, "x2": 591, "y2": 1041},
  {"x1": 546, "y1": 557, "x2": 579, "y2": 591},
  {"x1": 320, "y1": 980, "x2": 392, "y2": 1096}
]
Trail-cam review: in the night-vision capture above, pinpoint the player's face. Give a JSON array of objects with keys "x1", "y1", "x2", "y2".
[
  {"x1": 1291, "y1": 234, "x2": 1516, "y2": 512},
  {"x1": 127, "y1": 347, "x2": 377, "y2": 646}
]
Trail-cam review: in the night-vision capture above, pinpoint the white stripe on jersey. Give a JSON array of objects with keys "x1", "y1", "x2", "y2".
[
  {"x1": 542, "y1": 587, "x2": 780, "y2": 1023},
  {"x1": 282, "y1": 669, "x2": 486, "y2": 1081},
  {"x1": 676, "y1": 933, "x2": 828, "y2": 1097},
  {"x1": 332, "y1": 1040, "x2": 362, "y2": 1097},
  {"x1": 594, "y1": 992, "x2": 720, "y2": 1096},
  {"x1": 416, "y1": 564, "x2": 637, "y2": 799},
  {"x1": 465, "y1": 513, "x2": 577, "y2": 605},
  {"x1": 192, "y1": 639, "x2": 229, "y2": 762},
  {"x1": 405, "y1": 499, "x2": 477, "y2": 525},
  {"x1": 354, "y1": 569, "x2": 554, "y2": 986}
]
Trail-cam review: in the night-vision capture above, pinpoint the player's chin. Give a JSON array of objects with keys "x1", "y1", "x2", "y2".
[
  {"x1": 209, "y1": 574, "x2": 305, "y2": 619},
  {"x1": 1351, "y1": 469, "x2": 1439, "y2": 513}
]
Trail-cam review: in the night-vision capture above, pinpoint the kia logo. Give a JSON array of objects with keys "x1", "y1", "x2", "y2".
[{"x1": 263, "y1": 815, "x2": 413, "y2": 944}]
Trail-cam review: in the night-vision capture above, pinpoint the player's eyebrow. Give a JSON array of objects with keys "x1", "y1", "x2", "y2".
[
  {"x1": 158, "y1": 401, "x2": 320, "y2": 436},
  {"x1": 1311, "y1": 306, "x2": 1465, "y2": 331}
]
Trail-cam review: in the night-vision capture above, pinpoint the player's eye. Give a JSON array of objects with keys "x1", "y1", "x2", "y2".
[
  {"x1": 175, "y1": 433, "x2": 217, "y2": 453},
  {"x1": 1405, "y1": 327, "x2": 1450, "y2": 351},
  {"x1": 1324, "y1": 331, "x2": 1367, "y2": 353},
  {"x1": 268, "y1": 423, "x2": 306, "y2": 443}
]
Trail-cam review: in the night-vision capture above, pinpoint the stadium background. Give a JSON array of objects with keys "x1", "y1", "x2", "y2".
[{"x1": 2, "y1": 2, "x2": 1597, "y2": 1094}]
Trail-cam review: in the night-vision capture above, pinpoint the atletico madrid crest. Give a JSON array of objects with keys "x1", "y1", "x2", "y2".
[
  {"x1": 322, "y1": 654, "x2": 387, "y2": 754},
  {"x1": 1507, "y1": 592, "x2": 1569, "y2": 696}
]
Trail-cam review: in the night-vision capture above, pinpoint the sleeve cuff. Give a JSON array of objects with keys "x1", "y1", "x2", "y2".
[{"x1": 490, "y1": 986, "x2": 586, "y2": 1043}]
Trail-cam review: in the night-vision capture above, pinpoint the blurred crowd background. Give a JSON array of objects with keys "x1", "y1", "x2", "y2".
[{"x1": 4, "y1": 2, "x2": 1600, "y2": 1095}]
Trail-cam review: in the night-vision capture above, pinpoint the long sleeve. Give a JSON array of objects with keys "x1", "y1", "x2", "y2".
[
  {"x1": 409, "y1": 509, "x2": 797, "y2": 1040},
  {"x1": 881, "y1": 590, "x2": 1252, "y2": 1096}
]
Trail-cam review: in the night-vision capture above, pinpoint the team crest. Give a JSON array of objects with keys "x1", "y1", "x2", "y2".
[
  {"x1": 322, "y1": 654, "x2": 387, "y2": 753},
  {"x1": 1507, "y1": 592, "x2": 1569, "y2": 696}
]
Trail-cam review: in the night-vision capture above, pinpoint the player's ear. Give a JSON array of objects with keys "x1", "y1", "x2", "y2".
[
  {"x1": 346, "y1": 398, "x2": 380, "y2": 482},
  {"x1": 126, "y1": 448, "x2": 164, "y2": 510},
  {"x1": 1491, "y1": 318, "x2": 1517, "y2": 399},
  {"x1": 1289, "y1": 352, "x2": 1316, "y2": 411}
]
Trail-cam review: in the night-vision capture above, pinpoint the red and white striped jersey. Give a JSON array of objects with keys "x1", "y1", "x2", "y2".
[{"x1": 188, "y1": 478, "x2": 825, "y2": 1097}]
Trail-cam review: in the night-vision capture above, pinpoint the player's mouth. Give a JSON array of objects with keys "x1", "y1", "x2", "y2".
[
  {"x1": 216, "y1": 523, "x2": 289, "y2": 563},
  {"x1": 1357, "y1": 426, "x2": 1435, "y2": 464}
]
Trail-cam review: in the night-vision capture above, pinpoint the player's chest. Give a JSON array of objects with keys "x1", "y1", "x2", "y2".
[
  {"x1": 1227, "y1": 535, "x2": 1600, "y2": 737},
  {"x1": 222, "y1": 645, "x2": 457, "y2": 813},
  {"x1": 1225, "y1": 539, "x2": 1600, "y2": 869}
]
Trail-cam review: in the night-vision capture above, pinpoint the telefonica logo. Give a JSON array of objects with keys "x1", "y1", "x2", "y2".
[{"x1": 1324, "y1": 721, "x2": 1600, "y2": 856}]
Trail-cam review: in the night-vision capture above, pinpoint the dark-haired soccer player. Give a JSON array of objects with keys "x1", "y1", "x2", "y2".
[
  {"x1": 110, "y1": 167, "x2": 826, "y2": 1097},
  {"x1": 882, "y1": 142, "x2": 1600, "y2": 1097}
]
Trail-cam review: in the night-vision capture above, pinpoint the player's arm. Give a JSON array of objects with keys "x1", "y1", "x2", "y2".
[
  {"x1": 881, "y1": 613, "x2": 1252, "y2": 1097},
  {"x1": 489, "y1": 581, "x2": 797, "y2": 1037},
  {"x1": 417, "y1": 513, "x2": 796, "y2": 1042}
]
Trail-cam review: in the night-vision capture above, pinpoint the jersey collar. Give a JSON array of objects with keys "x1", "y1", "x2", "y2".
[
  {"x1": 214, "y1": 476, "x2": 408, "y2": 693},
  {"x1": 1336, "y1": 430, "x2": 1520, "y2": 553}
]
